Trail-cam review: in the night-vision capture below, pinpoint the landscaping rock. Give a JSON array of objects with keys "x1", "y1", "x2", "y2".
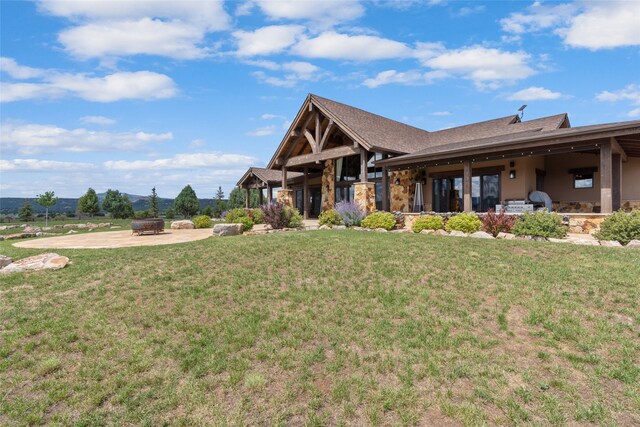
[
  {"x1": 420, "y1": 229, "x2": 434, "y2": 235},
  {"x1": 496, "y1": 232, "x2": 515, "y2": 239},
  {"x1": 0, "y1": 225, "x2": 19, "y2": 231},
  {"x1": 571, "y1": 239, "x2": 600, "y2": 246},
  {"x1": 212, "y1": 223, "x2": 243, "y2": 236},
  {"x1": 23, "y1": 226, "x2": 41, "y2": 233},
  {"x1": 626, "y1": 240, "x2": 640, "y2": 248},
  {"x1": 110, "y1": 226, "x2": 122, "y2": 229},
  {"x1": 4, "y1": 233, "x2": 36, "y2": 240},
  {"x1": 433, "y1": 229, "x2": 449, "y2": 236},
  {"x1": 171, "y1": 220, "x2": 195, "y2": 230},
  {"x1": 352, "y1": 227, "x2": 365, "y2": 231},
  {"x1": 1, "y1": 253, "x2": 69, "y2": 274},
  {"x1": 333, "y1": 225, "x2": 347, "y2": 230},
  {"x1": 599, "y1": 240, "x2": 623, "y2": 247},
  {"x1": 374, "y1": 228, "x2": 388, "y2": 233},
  {"x1": 470, "y1": 231, "x2": 494, "y2": 239},
  {"x1": 319, "y1": 225, "x2": 331, "y2": 230},
  {"x1": 0, "y1": 255, "x2": 12, "y2": 269},
  {"x1": 532, "y1": 236, "x2": 547, "y2": 242},
  {"x1": 548, "y1": 238, "x2": 570, "y2": 244},
  {"x1": 448, "y1": 230, "x2": 467, "y2": 237},
  {"x1": 36, "y1": 232, "x2": 56, "y2": 237},
  {"x1": 66, "y1": 230, "x2": 77, "y2": 234},
  {"x1": 391, "y1": 229, "x2": 412, "y2": 233}
]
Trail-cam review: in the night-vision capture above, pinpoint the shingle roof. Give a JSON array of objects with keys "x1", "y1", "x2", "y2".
[{"x1": 237, "y1": 167, "x2": 302, "y2": 187}]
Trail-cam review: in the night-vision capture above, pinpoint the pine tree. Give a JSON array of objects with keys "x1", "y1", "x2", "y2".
[
  {"x1": 148, "y1": 187, "x2": 159, "y2": 218},
  {"x1": 174, "y1": 185, "x2": 199, "y2": 218},
  {"x1": 227, "y1": 187, "x2": 260, "y2": 209},
  {"x1": 102, "y1": 189, "x2": 121, "y2": 214},
  {"x1": 213, "y1": 186, "x2": 226, "y2": 218},
  {"x1": 111, "y1": 195, "x2": 134, "y2": 219},
  {"x1": 18, "y1": 201, "x2": 34, "y2": 222},
  {"x1": 35, "y1": 191, "x2": 58, "y2": 227},
  {"x1": 77, "y1": 188, "x2": 100, "y2": 218}
]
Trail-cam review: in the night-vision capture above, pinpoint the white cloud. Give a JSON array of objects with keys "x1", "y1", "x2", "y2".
[
  {"x1": 80, "y1": 115, "x2": 116, "y2": 125},
  {"x1": 103, "y1": 152, "x2": 256, "y2": 171},
  {"x1": 1, "y1": 122, "x2": 172, "y2": 155},
  {"x1": 455, "y1": 5, "x2": 486, "y2": 17},
  {"x1": 0, "y1": 57, "x2": 46, "y2": 79},
  {"x1": 507, "y1": 86, "x2": 564, "y2": 101},
  {"x1": 501, "y1": 1, "x2": 640, "y2": 50},
  {"x1": 189, "y1": 139, "x2": 207, "y2": 148},
  {"x1": 251, "y1": 61, "x2": 323, "y2": 87},
  {"x1": 261, "y1": 113, "x2": 280, "y2": 120},
  {"x1": 292, "y1": 31, "x2": 413, "y2": 61},
  {"x1": 628, "y1": 108, "x2": 640, "y2": 118},
  {"x1": 363, "y1": 69, "x2": 446, "y2": 88},
  {"x1": 233, "y1": 25, "x2": 305, "y2": 57},
  {"x1": 39, "y1": 0, "x2": 230, "y2": 61},
  {"x1": 0, "y1": 159, "x2": 94, "y2": 172},
  {"x1": 0, "y1": 59, "x2": 177, "y2": 103},
  {"x1": 430, "y1": 111, "x2": 452, "y2": 116},
  {"x1": 257, "y1": 0, "x2": 364, "y2": 26},
  {"x1": 596, "y1": 84, "x2": 640, "y2": 105},
  {"x1": 422, "y1": 46, "x2": 535, "y2": 89},
  {"x1": 247, "y1": 125, "x2": 278, "y2": 136}
]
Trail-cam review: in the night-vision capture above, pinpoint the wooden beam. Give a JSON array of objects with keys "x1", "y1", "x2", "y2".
[
  {"x1": 360, "y1": 147, "x2": 368, "y2": 183},
  {"x1": 612, "y1": 153, "x2": 622, "y2": 211},
  {"x1": 267, "y1": 185, "x2": 273, "y2": 206},
  {"x1": 303, "y1": 167, "x2": 309, "y2": 220},
  {"x1": 610, "y1": 137, "x2": 627, "y2": 162},
  {"x1": 319, "y1": 119, "x2": 334, "y2": 151},
  {"x1": 463, "y1": 160, "x2": 472, "y2": 212},
  {"x1": 290, "y1": 130, "x2": 300, "y2": 138},
  {"x1": 245, "y1": 188, "x2": 250, "y2": 209},
  {"x1": 315, "y1": 113, "x2": 321, "y2": 152},
  {"x1": 282, "y1": 167, "x2": 288, "y2": 190},
  {"x1": 304, "y1": 129, "x2": 318, "y2": 154},
  {"x1": 382, "y1": 166, "x2": 389, "y2": 212},
  {"x1": 600, "y1": 143, "x2": 612, "y2": 214},
  {"x1": 285, "y1": 145, "x2": 360, "y2": 167}
]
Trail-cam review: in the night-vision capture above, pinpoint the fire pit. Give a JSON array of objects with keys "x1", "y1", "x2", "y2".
[{"x1": 131, "y1": 218, "x2": 164, "y2": 236}]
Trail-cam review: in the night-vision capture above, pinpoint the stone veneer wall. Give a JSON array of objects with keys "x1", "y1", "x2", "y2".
[
  {"x1": 354, "y1": 182, "x2": 376, "y2": 214},
  {"x1": 276, "y1": 189, "x2": 293, "y2": 208},
  {"x1": 390, "y1": 170, "x2": 419, "y2": 212},
  {"x1": 554, "y1": 200, "x2": 640, "y2": 213},
  {"x1": 321, "y1": 160, "x2": 335, "y2": 212}
]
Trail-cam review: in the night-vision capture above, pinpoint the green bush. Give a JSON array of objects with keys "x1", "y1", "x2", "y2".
[
  {"x1": 225, "y1": 208, "x2": 248, "y2": 223},
  {"x1": 595, "y1": 210, "x2": 640, "y2": 245},
  {"x1": 318, "y1": 209, "x2": 342, "y2": 227},
  {"x1": 362, "y1": 212, "x2": 396, "y2": 230},
  {"x1": 512, "y1": 211, "x2": 567, "y2": 238},
  {"x1": 412, "y1": 215, "x2": 444, "y2": 233},
  {"x1": 133, "y1": 210, "x2": 150, "y2": 219},
  {"x1": 251, "y1": 208, "x2": 264, "y2": 224},
  {"x1": 231, "y1": 216, "x2": 254, "y2": 232},
  {"x1": 287, "y1": 208, "x2": 304, "y2": 229},
  {"x1": 193, "y1": 215, "x2": 212, "y2": 229},
  {"x1": 445, "y1": 213, "x2": 482, "y2": 234}
]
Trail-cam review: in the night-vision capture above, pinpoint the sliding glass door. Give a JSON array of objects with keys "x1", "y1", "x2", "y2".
[{"x1": 432, "y1": 173, "x2": 500, "y2": 212}]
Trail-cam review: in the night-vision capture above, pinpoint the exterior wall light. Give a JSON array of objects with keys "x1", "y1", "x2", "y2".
[
  {"x1": 509, "y1": 170, "x2": 516, "y2": 179},
  {"x1": 394, "y1": 178, "x2": 401, "y2": 185}
]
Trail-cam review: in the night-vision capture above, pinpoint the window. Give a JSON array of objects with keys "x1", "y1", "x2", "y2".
[
  {"x1": 432, "y1": 172, "x2": 501, "y2": 212},
  {"x1": 573, "y1": 172, "x2": 594, "y2": 189}
]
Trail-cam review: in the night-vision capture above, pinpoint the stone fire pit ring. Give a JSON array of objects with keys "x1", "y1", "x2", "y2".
[{"x1": 131, "y1": 218, "x2": 165, "y2": 236}]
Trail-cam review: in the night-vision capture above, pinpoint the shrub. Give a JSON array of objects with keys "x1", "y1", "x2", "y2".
[
  {"x1": 335, "y1": 201, "x2": 365, "y2": 227},
  {"x1": 481, "y1": 209, "x2": 516, "y2": 237},
  {"x1": 361, "y1": 212, "x2": 396, "y2": 230},
  {"x1": 250, "y1": 208, "x2": 264, "y2": 224},
  {"x1": 412, "y1": 215, "x2": 444, "y2": 233},
  {"x1": 512, "y1": 211, "x2": 567, "y2": 238},
  {"x1": 287, "y1": 208, "x2": 304, "y2": 229},
  {"x1": 201, "y1": 206, "x2": 214, "y2": 217},
  {"x1": 445, "y1": 212, "x2": 482, "y2": 234},
  {"x1": 133, "y1": 210, "x2": 150, "y2": 219},
  {"x1": 595, "y1": 210, "x2": 640, "y2": 245},
  {"x1": 319, "y1": 209, "x2": 342, "y2": 227},
  {"x1": 193, "y1": 215, "x2": 212, "y2": 229},
  {"x1": 225, "y1": 208, "x2": 249, "y2": 223},
  {"x1": 261, "y1": 203, "x2": 288, "y2": 229},
  {"x1": 164, "y1": 207, "x2": 175, "y2": 219},
  {"x1": 232, "y1": 216, "x2": 254, "y2": 232}
]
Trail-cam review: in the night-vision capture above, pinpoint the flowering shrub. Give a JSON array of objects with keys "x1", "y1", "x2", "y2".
[
  {"x1": 261, "y1": 203, "x2": 303, "y2": 229},
  {"x1": 362, "y1": 212, "x2": 396, "y2": 230},
  {"x1": 481, "y1": 209, "x2": 516, "y2": 237},
  {"x1": 512, "y1": 211, "x2": 567, "y2": 238},
  {"x1": 595, "y1": 210, "x2": 640, "y2": 245},
  {"x1": 335, "y1": 201, "x2": 365, "y2": 227},
  {"x1": 412, "y1": 215, "x2": 444, "y2": 233},
  {"x1": 193, "y1": 215, "x2": 212, "y2": 229},
  {"x1": 445, "y1": 213, "x2": 482, "y2": 234},
  {"x1": 319, "y1": 209, "x2": 342, "y2": 227}
]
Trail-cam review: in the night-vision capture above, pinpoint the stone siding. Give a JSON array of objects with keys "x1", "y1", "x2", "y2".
[
  {"x1": 354, "y1": 182, "x2": 376, "y2": 214},
  {"x1": 321, "y1": 160, "x2": 335, "y2": 211},
  {"x1": 554, "y1": 200, "x2": 640, "y2": 213},
  {"x1": 390, "y1": 170, "x2": 419, "y2": 212},
  {"x1": 276, "y1": 189, "x2": 294, "y2": 208}
]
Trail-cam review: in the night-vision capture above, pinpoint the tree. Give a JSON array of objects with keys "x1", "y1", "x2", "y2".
[
  {"x1": 35, "y1": 191, "x2": 58, "y2": 227},
  {"x1": 165, "y1": 207, "x2": 175, "y2": 220},
  {"x1": 148, "y1": 187, "x2": 159, "y2": 218},
  {"x1": 102, "y1": 189, "x2": 121, "y2": 214},
  {"x1": 110, "y1": 195, "x2": 134, "y2": 219},
  {"x1": 202, "y1": 205, "x2": 214, "y2": 217},
  {"x1": 18, "y1": 201, "x2": 34, "y2": 222},
  {"x1": 78, "y1": 188, "x2": 100, "y2": 218},
  {"x1": 227, "y1": 187, "x2": 260, "y2": 209},
  {"x1": 213, "y1": 186, "x2": 227, "y2": 218},
  {"x1": 174, "y1": 185, "x2": 199, "y2": 218}
]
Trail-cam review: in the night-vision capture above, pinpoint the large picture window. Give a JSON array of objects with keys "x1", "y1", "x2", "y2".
[{"x1": 432, "y1": 172, "x2": 501, "y2": 212}]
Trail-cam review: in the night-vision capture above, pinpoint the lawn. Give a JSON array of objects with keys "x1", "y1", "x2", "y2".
[{"x1": 1, "y1": 231, "x2": 638, "y2": 426}]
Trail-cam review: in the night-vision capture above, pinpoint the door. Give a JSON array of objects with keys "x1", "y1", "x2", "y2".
[{"x1": 309, "y1": 187, "x2": 322, "y2": 218}]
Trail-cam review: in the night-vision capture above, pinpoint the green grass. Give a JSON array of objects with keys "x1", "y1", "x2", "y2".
[{"x1": 1, "y1": 231, "x2": 639, "y2": 426}]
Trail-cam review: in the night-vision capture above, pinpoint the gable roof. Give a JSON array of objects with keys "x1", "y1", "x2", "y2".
[{"x1": 237, "y1": 167, "x2": 302, "y2": 188}]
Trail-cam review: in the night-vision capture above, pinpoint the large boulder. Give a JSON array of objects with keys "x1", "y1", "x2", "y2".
[
  {"x1": 496, "y1": 232, "x2": 516, "y2": 240},
  {"x1": 171, "y1": 220, "x2": 195, "y2": 230},
  {"x1": 0, "y1": 255, "x2": 12, "y2": 269},
  {"x1": 213, "y1": 223, "x2": 243, "y2": 236},
  {"x1": 448, "y1": 230, "x2": 467, "y2": 237},
  {"x1": 626, "y1": 240, "x2": 640, "y2": 248},
  {"x1": 469, "y1": 231, "x2": 494, "y2": 239},
  {"x1": 1, "y1": 253, "x2": 69, "y2": 274}
]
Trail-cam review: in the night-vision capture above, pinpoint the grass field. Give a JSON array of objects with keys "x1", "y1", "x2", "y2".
[{"x1": 1, "y1": 231, "x2": 639, "y2": 426}]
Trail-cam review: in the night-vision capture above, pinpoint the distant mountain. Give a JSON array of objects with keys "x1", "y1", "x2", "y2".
[{"x1": 0, "y1": 195, "x2": 222, "y2": 215}]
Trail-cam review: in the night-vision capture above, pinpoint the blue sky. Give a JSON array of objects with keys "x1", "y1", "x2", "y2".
[{"x1": 1, "y1": 0, "x2": 639, "y2": 198}]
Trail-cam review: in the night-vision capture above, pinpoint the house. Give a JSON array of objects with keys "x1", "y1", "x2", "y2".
[{"x1": 238, "y1": 94, "x2": 640, "y2": 218}]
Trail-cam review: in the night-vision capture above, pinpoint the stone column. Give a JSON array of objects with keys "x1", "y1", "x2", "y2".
[
  {"x1": 276, "y1": 189, "x2": 294, "y2": 209},
  {"x1": 321, "y1": 159, "x2": 335, "y2": 211},
  {"x1": 463, "y1": 160, "x2": 472, "y2": 212},
  {"x1": 600, "y1": 143, "x2": 612, "y2": 214},
  {"x1": 354, "y1": 182, "x2": 376, "y2": 214},
  {"x1": 267, "y1": 185, "x2": 273, "y2": 206}
]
